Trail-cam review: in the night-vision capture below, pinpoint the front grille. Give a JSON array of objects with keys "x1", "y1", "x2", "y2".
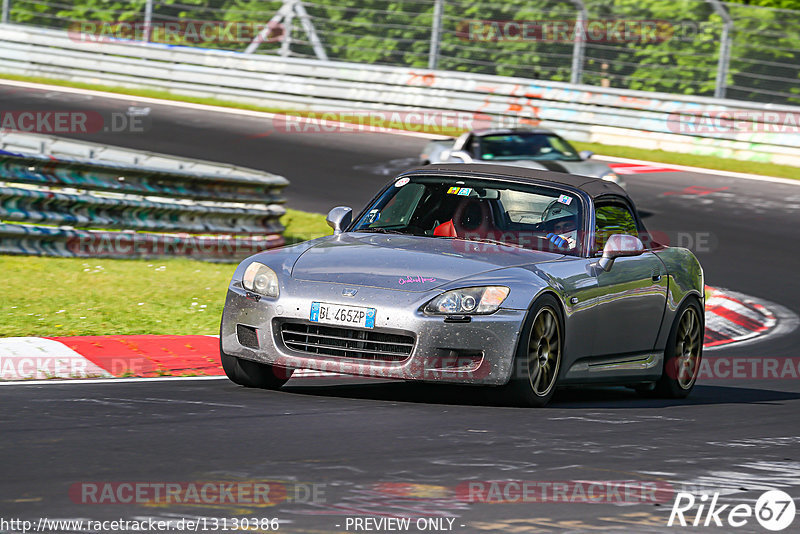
[{"x1": 280, "y1": 322, "x2": 414, "y2": 362}]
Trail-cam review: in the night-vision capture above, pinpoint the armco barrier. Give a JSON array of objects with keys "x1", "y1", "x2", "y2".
[
  {"x1": 0, "y1": 132, "x2": 288, "y2": 260},
  {"x1": 1, "y1": 24, "x2": 799, "y2": 168}
]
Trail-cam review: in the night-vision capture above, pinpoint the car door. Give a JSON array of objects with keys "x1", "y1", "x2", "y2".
[{"x1": 591, "y1": 198, "x2": 668, "y2": 357}]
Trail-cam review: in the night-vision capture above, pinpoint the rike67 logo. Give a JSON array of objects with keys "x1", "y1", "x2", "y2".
[{"x1": 668, "y1": 490, "x2": 795, "y2": 531}]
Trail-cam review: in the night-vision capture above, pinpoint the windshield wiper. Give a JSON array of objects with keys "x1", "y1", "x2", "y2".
[
  {"x1": 354, "y1": 227, "x2": 408, "y2": 235},
  {"x1": 457, "y1": 236, "x2": 526, "y2": 249}
]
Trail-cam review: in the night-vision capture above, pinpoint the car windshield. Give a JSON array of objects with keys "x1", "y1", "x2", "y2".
[
  {"x1": 477, "y1": 133, "x2": 582, "y2": 162},
  {"x1": 352, "y1": 175, "x2": 584, "y2": 256}
]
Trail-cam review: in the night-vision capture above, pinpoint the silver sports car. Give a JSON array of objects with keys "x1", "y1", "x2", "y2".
[
  {"x1": 420, "y1": 128, "x2": 626, "y2": 188},
  {"x1": 220, "y1": 164, "x2": 704, "y2": 407}
]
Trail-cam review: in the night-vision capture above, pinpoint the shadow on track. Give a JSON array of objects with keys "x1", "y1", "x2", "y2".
[{"x1": 278, "y1": 380, "x2": 800, "y2": 409}]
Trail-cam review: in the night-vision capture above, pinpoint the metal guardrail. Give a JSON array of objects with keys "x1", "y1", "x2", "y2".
[
  {"x1": 1, "y1": 23, "x2": 799, "y2": 169},
  {"x1": 0, "y1": 131, "x2": 289, "y2": 260}
]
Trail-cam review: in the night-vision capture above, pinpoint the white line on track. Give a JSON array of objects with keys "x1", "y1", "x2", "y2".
[
  {"x1": 0, "y1": 371, "x2": 345, "y2": 386},
  {"x1": 0, "y1": 375, "x2": 229, "y2": 386}
]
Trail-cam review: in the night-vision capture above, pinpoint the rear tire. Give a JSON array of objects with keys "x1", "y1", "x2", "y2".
[
  {"x1": 220, "y1": 335, "x2": 292, "y2": 389},
  {"x1": 504, "y1": 294, "x2": 564, "y2": 407},
  {"x1": 648, "y1": 298, "x2": 703, "y2": 399}
]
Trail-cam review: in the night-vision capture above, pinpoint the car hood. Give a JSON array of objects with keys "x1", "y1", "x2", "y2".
[{"x1": 291, "y1": 233, "x2": 562, "y2": 291}]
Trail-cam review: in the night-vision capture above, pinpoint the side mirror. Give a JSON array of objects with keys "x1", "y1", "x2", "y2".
[
  {"x1": 448, "y1": 150, "x2": 473, "y2": 163},
  {"x1": 596, "y1": 234, "x2": 644, "y2": 272},
  {"x1": 579, "y1": 150, "x2": 594, "y2": 160},
  {"x1": 326, "y1": 206, "x2": 353, "y2": 235}
]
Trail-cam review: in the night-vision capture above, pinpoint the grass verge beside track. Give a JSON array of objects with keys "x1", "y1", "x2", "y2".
[
  {"x1": 281, "y1": 208, "x2": 332, "y2": 244},
  {"x1": 1, "y1": 255, "x2": 233, "y2": 337},
  {"x1": 0, "y1": 209, "x2": 331, "y2": 337},
  {"x1": 3, "y1": 74, "x2": 799, "y2": 181}
]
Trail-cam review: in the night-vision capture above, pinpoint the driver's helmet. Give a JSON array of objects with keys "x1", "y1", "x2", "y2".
[
  {"x1": 543, "y1": 198, "x2": 579, "y2": 224},
  {"x1": 525, "y1": 135, "x2": 550, "y2": 153}
]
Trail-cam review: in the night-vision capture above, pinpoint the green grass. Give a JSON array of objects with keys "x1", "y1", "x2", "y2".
[
  {"x1": 571, "y1": 141, "x2": 800, "y2": 181},
  {"x1": 282, "y1": 208, "x2": 331, "y2": 244},
  {"x1": 0, "y1": 255, "x2": 234, "y2": 336},
  {"x1": 0, "y1": 208, "x2": 330, "y2": 337},
  {"x1": 3, "y1": 72, "x2": 798, "y2": 181}
]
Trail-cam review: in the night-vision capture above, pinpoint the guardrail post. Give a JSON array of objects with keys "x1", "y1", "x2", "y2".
[
  {"x1": 294, "y1": 0, "x2": 328, "y2": 61},
  {"x1": 707, "y1": 0, "x2": 732, "y2": 99},
  {"x1": 2, "y1": 0, "x2": 10, "y2": 24},
  {"x1": 246, "y1": 1, "x2": 292, "y2": 54},
  {"x1": 280, "y1": 10, "x2": 294, "y2": 57},
  {"x1": 428, "y1": 0, "x2": 444, "y2": 70},
  {"x1": 570, "y1": 0, "x2": 586, "y2": 85},
  {"x1": 245, "y1": 0, "x2": 327, "y2": 60},
  {"x1": 143, "y1": 0, "x2": 153, "y2": 42}
]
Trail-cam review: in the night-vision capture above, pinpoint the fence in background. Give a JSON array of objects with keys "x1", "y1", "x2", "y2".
[
  {"x1": 2, "y1": 24, "x2": 799, "y2": 169},
  {"x1": 0, "y1": 131, "x2": 288, "y2": 260},
  {"x1": 2, "y1": 0, "x2": 799, "y2": 105}
]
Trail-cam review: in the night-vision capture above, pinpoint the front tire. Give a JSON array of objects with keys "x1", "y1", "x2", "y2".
[
  {"x1": 505, "y1": 294, "x2": 564, "y2": 407},
  {"x1": 649, "y1": 298, "x2": 703, "y2": 398},
  {"x1": 220, "y1": 335, "x2": 293, "y2": 389}
]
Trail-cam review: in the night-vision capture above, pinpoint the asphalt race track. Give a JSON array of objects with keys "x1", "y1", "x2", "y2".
[{"x1": 1, "y1": 82, "x2": 799, "y2": 533}]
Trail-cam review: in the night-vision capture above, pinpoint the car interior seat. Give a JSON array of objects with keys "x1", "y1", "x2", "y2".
[{"x1": 433, "y1": 199, "x2": 497, "y2": 238}]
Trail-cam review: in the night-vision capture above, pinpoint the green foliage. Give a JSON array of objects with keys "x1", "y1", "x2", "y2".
[
  {"x1": 728, "y1": 0, "x2": 800, "y2": 8},
  {"x1": 7, "y1": 0, "x2": 800, "y2": 103}
]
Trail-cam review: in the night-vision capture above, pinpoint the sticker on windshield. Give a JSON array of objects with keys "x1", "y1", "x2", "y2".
[
  {"x1": 394, "y1": 177, "x2": 410, "y2": 187},
  {"x1": 558, "y1": 194, "x2": 573, "y2": 205},
  {"x1": 366, "y1": 209, "x2": 380, "y2": 223},
  {"x1": 457, "y1": 188, "x2": 472, "y2": 196},
  {"x1": 447, "y1": 186, "x2": 461, "y2": 194}
]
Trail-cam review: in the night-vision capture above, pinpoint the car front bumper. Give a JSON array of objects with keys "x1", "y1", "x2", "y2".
[{"x1": 220, "y1": 282, "x2": 527, "y2": 386}]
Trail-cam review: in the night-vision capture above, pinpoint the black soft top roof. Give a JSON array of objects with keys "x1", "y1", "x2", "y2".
[{"x1": 399, "y1": 163, "x2": 629, "y2": 201}]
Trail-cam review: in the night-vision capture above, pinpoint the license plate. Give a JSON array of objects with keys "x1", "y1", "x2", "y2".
[{"x1": 310, "y1": 302, "x2": 376, "y2": 329}]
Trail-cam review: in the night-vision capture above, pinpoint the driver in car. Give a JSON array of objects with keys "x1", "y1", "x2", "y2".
[{"x1": 547, "y1": 217, "x2": 578, "y2": 251}]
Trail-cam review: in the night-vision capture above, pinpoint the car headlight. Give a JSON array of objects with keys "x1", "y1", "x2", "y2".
[
  {"x1": 424, "y1": 286, "x2": 510, "y2": 315},
  {"x1": 601, "y1": 172, "x2": 623, "y2": 186},
  {"x1": 242, "y1": 262, "x2": 280, "y2": 298}
]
